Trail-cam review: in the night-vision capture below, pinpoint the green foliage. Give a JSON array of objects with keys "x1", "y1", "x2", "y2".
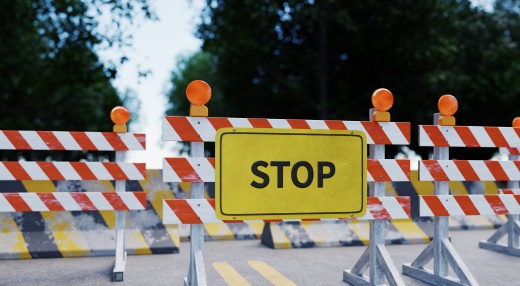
[
  {"x1": 168, "y1": 0, "x2": 520, "y2": 159},
  {"x1": 0, "y1": 0, "x2": 152, "y2": 161}
]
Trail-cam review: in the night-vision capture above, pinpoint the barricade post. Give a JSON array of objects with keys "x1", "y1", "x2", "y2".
[
  {"x1": 0, "y1": 106, "x2": 147, "y2": 282},
  {"x1": 403, "y1": 96, "x2": 520, "y2": 285},
  {"x1": 478, "y1": 117, "x2": 520, "y2": 256},
  {"x1": 161, "y1": 82, "x2": 413, "y2": 286},
  {"x1": 343, "y1": 89, "x2": 407, "y2": 286}
]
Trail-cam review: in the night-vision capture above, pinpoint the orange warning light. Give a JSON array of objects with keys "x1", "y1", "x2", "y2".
[
  {"x1": 110, "y1": 106, "x2": 130, "y2": 125},
  {"x1": 513, "y1": 117, "x2": 520, "y2": 128},
  {"x1": 371, "y1": 88, "x2": 393, "y2": 112},
  {"x1": 186, "y1": 80, "x2": 211, "y2": 106},
  {"x1": 438, "y1": 94, "x2": 458, "y2": 116}
]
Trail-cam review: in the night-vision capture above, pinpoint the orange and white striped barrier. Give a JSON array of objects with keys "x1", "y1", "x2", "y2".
[
  {"x1": 0, "y1": 192, "x2": 146, "y2": 212},
  {"x1": 500, "y1": 188, "x2": 520, "y2": 195},
  {"x1": 163, "y1": 158, "x2": 410, "y2": 182},
  {"x1": 419, "y1": 125, "x2": 520, "y2": 147},
  {"x1": 163, "y1": 116, "x2": 410, "y2": 145},
  {"x1": 0, "y1": 131, "x2": 145, "y2": 150},
  {"x1": 419, "y1": 194, "x2": 520, "y2": 217},
  {"x1": 0, "y1": 162, "x2": 145, "y2": 180},
  {"x1": 418, "y1": 160, "x2": 520, "y2": 181},
  {"x1": 163, "y1": 197, "x2": 411, "y2": 224}
]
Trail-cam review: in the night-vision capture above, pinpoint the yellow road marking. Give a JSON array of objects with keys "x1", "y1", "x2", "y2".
[
  {"x1": 213, "y1": 262, "x2": 251, "y2": 286},
  {"x1": 248, "y1": 260, "x2": 297, "y2": 286}
]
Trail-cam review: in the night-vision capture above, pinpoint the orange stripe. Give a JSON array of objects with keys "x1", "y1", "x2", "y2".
[
  {"x1": 485, "y1": 127, "x2": 509, "y2": 147},
  {"x1": 70, "y1": 193, "x2": 97, "y2": 210},
  {"x1": 165, "y1": 158, "x2": 201, "y2": 182},
  {"x1": 134, "y1": 192, "x2": 147, "y2": 207},
  {"x1": 70, "y1": 162, "x2": 97, "y2": 180},
  {"x1": 165, "y1": 116, "x2": 202, "y2": 142},
  {"x1": 368, "y1": 198, "x2": 390, "y2": 219},
  {"x1": 484, "y1": 195, "x2": 508, "y2": 215},
  {"x1": 3, "y1": 131, "x2": 31, "y2": 150},
  {"x1": 396, "y1": 122, "x2": 411, "y2": 143},
  {"x1": 454, "y1": 126, "x2": 479, "y2": 147},
  {"x1": 324, "y1": 120, "x2": 347, "y2": 130},
  {"x1": 102, "y1": 193, "x2": 129, "y2": 211},
  {"x1": 368, "y1": 160, "x2": 391, "y2": 181},
  {"x1": 102, "y1": 162, "x2": 128, "y2": 180},
  {"x1": 287, "y1": 119, "x2": 310, "y2": 129},
  {"x1": 395, "y1": 196, "x2": 411, "y2": 216},
  {"x1": 103, "y1": 133, "x2": 126, "y2": 150},
  {"x1": 208, "y1": 158, "x2": 215, "y2": 168},
  {"x1": 421, "y1": 126, "x2": 448, "y2": 147},
  {"x1": 249, "y1": 118, "x2": 272, "y2": 128},
  {"x1": 3, "y1": 162, "x2": 31, "y2": 180},
  {"x1": 453, "y1": 196, "x2": 480, "y2": 215},
  {"x1": 4, "y1": 193, "x2": 32, "y2": 212},
  {"x1": 423, "y1": 196, "x2": 449, "y2": 216},
  {"x1": 38, "y1": 131, "x2": 65, "y2": 150},
  {"x1": 453, "y1": 161, "x2": 479, "y2": 181},
  {"x1": 208, "y1": 117, "x2": 233, "y2": 132},
  {"x1": 70, "y1": 132, "x2": 97, "y2": 150},
  {"x1": 484, "y1": 161, "x2": 509, "y2": 181},
  {"x1": 135, "y1": 134, "x2": 146, "y2": 149},
  {"x1": 396, "y1": 160, "x2": 411, "y2": 180},
  {"x1": 37, "y1": 193, "x2": 65, "y2": 211},
  {"x1": 362, "y1": 122, "x2": 391, "y2": 144},
  {"x1": 514, "y1": 194, "x2": 520, "y2": 205},
  {"x1": 422, "y1": 160, "x2": 447, "y2": 181},
  {"x1": 37, "y1": 162, "x2": 65, "y2": 180},
  {"x1": 168, "y1": 200, "x2": 202, "y2": 224}
]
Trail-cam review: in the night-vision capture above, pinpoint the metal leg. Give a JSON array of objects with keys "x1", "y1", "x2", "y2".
[{"x1": 113, "y1": 151, "x2": 126, "y2": 282}]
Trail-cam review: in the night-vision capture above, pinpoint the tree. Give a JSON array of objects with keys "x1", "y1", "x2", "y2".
[
  {"x1": 0, "y1": 0, "x2": 153, "y2": 161},
  {"x1": 167, "y1": 0, "x2": 520, "y2": 160}
]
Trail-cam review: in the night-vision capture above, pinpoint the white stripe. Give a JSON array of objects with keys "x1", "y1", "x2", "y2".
[
  {"x1": 0, "y1": 195, "x2": 15, "y2": 212},
  {"x1": 19, "y1": 131, "x2": 49, "y2": 150},
  {"x1": 87, "y1": 132, "x2": 113, "y2": 151},
  {"x1": 306, "y1": 120, "x2": 329, "y2": 130},
  {"x1": 119, "y1": 193, "x2": 145, "y2": 210},
  {"x1": 468, "y1": 195, "x2": 496, "y2": 215},
  {"x1": 162, "y1": 117, "x2": 181, "y2": 141},
  {"x1": 381, "y1": 160, "x2": 409, "y2": 181},
  {"x1": 53, "y1": 162, "x2": 82, "y2": 180},
  {"x1": 87, "y1": 162, "x2": 113, "y2": 180},
  {"x1": 440, "y1": 126, "x2": 464, "y2": 147},
  {"x1": 53, "y1": 132, "x2": 82, "y2": 150},
  {"x1": 0, "y1": 163, "x2": 16, "y2": 180},
  {"x1": 501, "y1": 161, "x2": 520, "y2": 181},
  {"x1": 162, "y1": 159, "x2": 181, "y2": 182},
  {"x1": 188, "y1": 199, "x2": 221, "y2": 223},
  {"x1": 190, "y1": 159, "x2": 215, "y2": 182},
  {"x1": 380, "y1": 123, "x2": 408, "y2": 145},
  {"x1": 500, "y1": 195, "x2": 520, "y2": 214},
  {"x1": 54, "y1": 193, "x2": 82, "y2": 211},
  {"x1": 267, "y1": 119, "x2": 291, "y2": 129},
  {"x1": 118, "y1": 163, "x2": 145, "y2": 180},
  {"x1": 22, "y1": 193, "x2": 49, "y2": 211},
  {"x1": 419, "y1": 197, "x2": 434, "y2": 217},
  {"x1": 0, "y1": 132, "x2": 15, "y2": 150},
  {"x1": 228, "y1": 117, "x2": 253, "y2": 128},
  {"x1": 380, "y1": 197, "x2": 408, "y2": 219},
  {"x1": 469, "y1": 126, "x2": 494, "y2": 147},
  {"x1": 500, "y1": 127, "x2": 520, "y2": 148},
  {"x1": 343, "y1": 121, "x2": 371, "y2": 144},
  {"x1": 367, "y1": 173, "x2": 374, "y2": 182},
  {"x1": 468, "y1": 161, "x2": 495, "y2": 181},
  {"x1": 418, "y1": 126, "x2": 434, "y2": 147},
  {"x1": 499, "y1": 147, "x2": 510, "y2": 155},
  {"x1": 357, "y1": 210, "x2": 374, "y2": 220},
  {"x1": 441, "y1": 195, "x2": 465, "y2": 216},
  {"x1": 162, "y1": 201, "x2": 181, "y2": 224},
  {"x1": 85, "y1": 192, "x2": 113, "y2": 210},
  {"x1": 187, "y1": 117, "x2": 214, "y2": 142},
  {"x1": 440, "y1": 160, "x2": 465, "y2": 181},
  {"x1": 418, "y1": 161, "x2": 434, "y2": 181},
  {"x1": 118, "y1": 133, "x2": 145, "y2": 150},
  {"x1": 19, "y1": 161, "x2": 48, "y2": 180}
]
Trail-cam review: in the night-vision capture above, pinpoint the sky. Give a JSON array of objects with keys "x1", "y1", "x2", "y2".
[{"x1": 99, "y1": 0, "x2": 204, "y2": 169}]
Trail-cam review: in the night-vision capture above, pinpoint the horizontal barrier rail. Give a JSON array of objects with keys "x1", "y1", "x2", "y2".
[
  {"x1": 419, "y1": 125, "x2": 520, "y2": 147},
  {"x1": 0, "y1": 130, "x2": 145, "y2": 151},
  {"x1": 162, "y1": 158, "x2": 410, "y2": 182},
  {"x1": 163, "y1": 116, "x2": 410, "y2": 145},
  {"x1": 163, "y1": 197, "x2": 411, "y2": 224},
  {"x1": 0, "y1": 192, "x2": 147, "y2": 212},
  {"x1": 418, "y1": 160, "x2": 520, "y2": 181},
  {"x1": 0, "y1": 162, "x2": 146, "y2": 180},
  {"x1": 419, "y1": 194, "x2": 520, "y2": 217}
]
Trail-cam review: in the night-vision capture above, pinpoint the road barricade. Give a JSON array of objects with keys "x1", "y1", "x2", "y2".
[
  {"x1": 0, "y1": 106, "x2": 146, "y2": 282},
  {"x1": 402, "y1": 96, "x2": 520, "y2": 286}
]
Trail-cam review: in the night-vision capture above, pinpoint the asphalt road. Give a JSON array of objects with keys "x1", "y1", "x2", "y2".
[{"x1": 0, "y1": 229, "x2": 518, "y2": 286}]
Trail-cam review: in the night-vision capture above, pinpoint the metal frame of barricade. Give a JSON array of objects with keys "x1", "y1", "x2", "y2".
[
  {"x1": 403, "y1": 96, "x2": 520, "y2": 286},
  {"x1": 161, "y1": 83, "x2": 413, "y2": 286},
  {"x1": 0, "y1": 106, "x2": 146, "y2": 282},
  {"x1": 478, "y1": 147, "x2": 520, "y2": 256}
]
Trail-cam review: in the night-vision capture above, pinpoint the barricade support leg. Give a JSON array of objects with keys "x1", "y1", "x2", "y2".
[{"x1": 113, "y1": 151, "x2": 127, "y2": 282}]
